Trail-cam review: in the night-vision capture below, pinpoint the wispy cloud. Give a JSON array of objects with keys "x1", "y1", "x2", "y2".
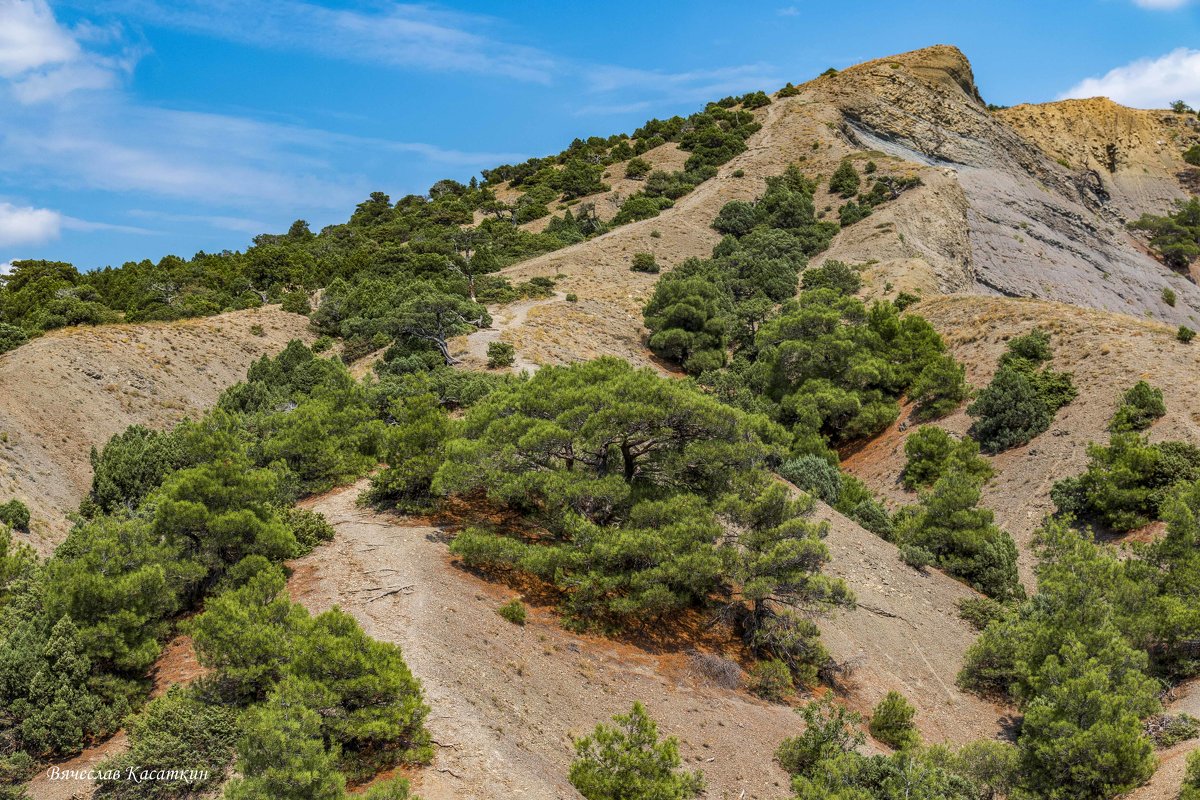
[
  {"x1": 1060, "y1": 47, "x2": 1200, "y2": 108},
  {"x1": 95, "y1": 0, "x2": 558, "y2": 83},
  {"x1": 1131, "y1": 0, "x2": 1193, "y2": 8},
  {"x1": 0, "y1": 0, "x2": 528, "y2": 228},
  {"x1": 100, "y1": 0, "x2": 779, "y2": 113}
]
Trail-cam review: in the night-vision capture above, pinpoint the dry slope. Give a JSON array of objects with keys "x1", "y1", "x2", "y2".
[
  {"x1": 288, "y1": 482, "x2": 1004, "y2": 800},
  {"x1": 0, "y1": 306, "x2": 311, "y2": 551}
]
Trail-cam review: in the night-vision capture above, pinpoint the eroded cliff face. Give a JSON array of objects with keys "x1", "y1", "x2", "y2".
[
  {"x1": 998, "y1": 97, "x2": 1200, "y2": 220},
  {"x1": 803, "y1": 45, "x2": 1200, "y2": 324}
]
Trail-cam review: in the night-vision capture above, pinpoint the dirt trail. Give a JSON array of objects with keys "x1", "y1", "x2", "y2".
[
  {"x1": 455, "y1": 291, "x2": 568, "y2": 372},
  {"x1": 288, "y1": 481, "x2": 1006, "y2": 799},
  {"x1": 1128, "y1": 679, "x2": 1200, "y2": 800}
]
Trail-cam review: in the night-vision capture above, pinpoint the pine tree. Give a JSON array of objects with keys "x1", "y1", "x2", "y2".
[
  {"x1": 569, "y1": 703, "x2": 704, "y2": 800},
  {"x1": 224, "y1": 677, "x2": 346, "y2": 800}
]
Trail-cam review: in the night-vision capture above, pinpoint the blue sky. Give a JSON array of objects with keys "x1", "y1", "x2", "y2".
[{"x1": 1, "y1": 0, "x2": 1198, "y2": 272}]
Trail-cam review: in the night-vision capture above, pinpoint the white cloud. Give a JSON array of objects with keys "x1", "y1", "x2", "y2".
[
  {"x1": 0, "y1": 201, "x2": 62, "y2": 246},
  {"x1": 1132, "y1": 0, "x2": 1192, "y2": 8},
  {"x1": 0, "y1": 0, "x2": 78, "y2": 76},
  {"x1": 0, "y1": 0, "x2": 137, "y2": 103},
  {"x1": 1059, "y1": 48, "x2": 1200, "y2": 109},
  {"x1": 0, "y1": 261, "x2": 15, "y2": 275}
]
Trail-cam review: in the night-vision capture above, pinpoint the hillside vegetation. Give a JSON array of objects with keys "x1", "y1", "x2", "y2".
[{"x1": 4, "y1": 43, "x2": 1200, "y2": 800}]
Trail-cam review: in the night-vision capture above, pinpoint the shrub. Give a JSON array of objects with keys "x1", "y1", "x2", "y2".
[
  {"x1": 1185, "y1": 144, "x2": 1200, "y2": 167},
  {"x1": 894, "y1": 459, "x2": 1020, "y2": 600},
  {"x1": 687, "y1": 650, "x2": 742, "y2": 689},
  {"x1": 0, "y1": 323, "x2": 28, "y2": 355},
  {"x1": 711, "y1": 199, "x2": 762, "y2": 236},
  {"x1": 1130, "y1": 198, "x2": 1200, "y2": 270},
  {"x1": 565, "y1": 293, "x2": 578, "y2": 302},
  {"x1": 777, "y1": 82, "x2": 800, "y2": 98},
  {"x1": 0, "y1": 499, "x2": 30, "y2": 532},
  {"x1": 779, "y1": 455, "x2": 841, "y2": 505},
  {"x1": 829, "y1": 160, "x2": 861, "y2": 198},
  {"x1": 311, "y1": 335, "x2": 333, "y2": 353},
  {"x1": 362, "y1": 777, "x2": 417, "y2": 800},
  {"x1": 775, "y1": 695, "x2": 864, "y2": 777},
  {"x1": 1150, "y1": 713, "x2": 1199, "y2": 747},
  {"x1": 614, "y1": 193, "x2": 673, "y2": 224},
  {"x1": 900, "y1": 544, "x2": 935, "y2": 571},
  {"x1": 497, "y1": 599, "x2": 526, "y2": 625},
  {"x1": 486, "y1": 341, "x2": 516, "y2": 369},
  {"x1": 893, "y1": 291, "x2": 920, "y2": 311},
  {"x1": 801, "y1": 260, "x2": 861, "y2": 294},
  {"x1": 624, "y1": 157, "x2": 652, "y2": 180},
  {"x1": 837, "y1": 201, "x2": 871, "y2": 226},
  {"x1": 1050, "y1": 433, "x2": 1200, "y2": 531},
  {"x1": 1164, "y1": 287, "x2": 1178, "y2": 307},
  {"x1": 1109, "y1": 380, "x2": 1166, "y2": 432},
  {"x1": 630, "y1": 252, "x2": 660, "y2": 273},
  {"x1": 909, "y1": 354, "x2": 970, "y2": 420},
  {"x1": 281, "y1": 290, "x2": 311, "y2": 315},
  {"x1": 902, "y1": 426, "x2": 955, "y2": 489},
  {"x1": 739, "y1": 90, "x2": 771, "y2": 109},
  {"x1": 570, "y1": 703, "x2": 704, "y2": 800},
  {"x1": 968, "y1": 367, "x2": 1052, "y2": 453},
  {"x1": 283, "y1": 507, "x2": 335, "y2": 555},
  {"x1": 732, "y1": 169, "x2": 745, "y2": 178},
  {"x1": 957, "y1": 596, "x2": 1005, "y2": 631},
  {"x1": 869, "y1": 691, "x2": 919, "y2": 750},
  {"x1": 1180, "y1": 325, "x2": 1196, "y2": 343},
  {"x1": 901, "y1": 427, "x2": 991, "y2": 489},
  {"x1": 1183, "y1": 750, "x2": 1200, "y2": 800},
  {"x1": 93, "y1": 686, "x2": 237, "y2": 800},
  {"x1": 748, "y1": 659, "x2": 794, "y2": 701}
]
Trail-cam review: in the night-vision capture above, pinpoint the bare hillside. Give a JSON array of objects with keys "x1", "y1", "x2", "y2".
[
  {"x1": 997, "y1": 98, "x2": 1200, "y2": 221},
  {"x1": 0, "y1": 307, "x2": 312, "y2": 551}
]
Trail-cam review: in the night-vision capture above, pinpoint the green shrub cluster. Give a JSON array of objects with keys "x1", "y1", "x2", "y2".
[
  {"x1": 0, "y1": 500, "x2": 29, "y2": 532},
  {"x1": 868, "y1": 691, "x2": 919, "y2": 750},
  {"x1": 1130, "y1": 197, "x2": 1200, "y2": 269},
  {"x1": 1184, "y1": 750, "x2": 1200, "y2": 800},
  {"x1": 496, "y1": 599, "x2": 526, "y2": 625},
  {"x1": 956, "y1": 518, "x2": 1178, "y2": 799},
  {"x1": 0, "y1": 343, "x2": 439, "y2": 796},
  {"x1": 486, "y1": 341, "x2": 516, "y2": 369},
  {"x1": 893, "y1": 430, "x2": 1020, "y2": 600},
  {"x1": 644, "y1": 167, "x2": 964, "y2": 455},
  {"x1": 1110, "y1": 380, "x2": 1166, "y2": 432},
  {"x1": 968, "y1": 328, "x2": 1076, "y2": 453},
  {"x1": 189, "y1": 562, "x2": 430, "y2": 786},
  {"x1": 1051, "y1": 432, "x2": 1200, "y2": 531},
  {"x1": 777, "y1": 695, "x2": 1012, "y2": 800},
  {"x1": 630, "y1": 252, "x2": 660, "y2": 273}
]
